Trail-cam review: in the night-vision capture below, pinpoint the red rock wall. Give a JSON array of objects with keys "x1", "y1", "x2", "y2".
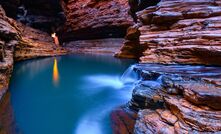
[
  {"x1": 116, "y1": 0, "x2": 221, "y2": 66},
  {"x1": 0, "y1": 6, "x2": 67, "y2": 101},
  {"x1": 60, "y1": 0, "x2": 133, "y2": 41}
]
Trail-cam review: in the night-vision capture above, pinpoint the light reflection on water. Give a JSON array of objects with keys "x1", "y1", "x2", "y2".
[
  {"x1": 9, "y1": 54, "x2": 136, "y2": 134},
  {"x1": 53, "y1": 58, "x2": 59, "y2": 86}
]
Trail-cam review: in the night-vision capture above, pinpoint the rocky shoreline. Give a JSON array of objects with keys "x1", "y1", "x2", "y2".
[
  {"x1": 1, "y1": 0, "x2": 221, "y2": 133},
  {"x1": 0, "y1": 6, "x2": 67, "y2": 101},
  {"x1": 112, "y1": 64, "x2": 221, "y2": 133}
]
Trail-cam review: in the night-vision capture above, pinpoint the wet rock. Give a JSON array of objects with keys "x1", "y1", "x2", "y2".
[
  {"x1": 60, "y1": 0, "x2": 133, "y2": 41},
  {"x1": 111, "y1": 106, "x2": 137, "y2": 134},
  {"x1": 129, "y1": 64, "x2": 221, "y2": 133},
  {"x1": 129, "y1": 81, "x2": 163, "y2": 111}
]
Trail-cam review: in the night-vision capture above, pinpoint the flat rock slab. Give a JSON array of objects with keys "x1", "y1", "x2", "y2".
[
  {"x1": 165, "y1": 96, "x2": 221, "y2": 132},
  {"x1": 135, "y1": 109, "x2": 176, "y2": 134},
  {"x1": 129, "y1": 64, "x2": 221, "y2": 133},
  {"x1": 175, "y1": 80, "x2": 221, "y2": 110}
]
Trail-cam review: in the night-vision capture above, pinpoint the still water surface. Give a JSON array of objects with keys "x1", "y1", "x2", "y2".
[{"x1": 9, "y1": 54, "x2": 136, "y2": 134}]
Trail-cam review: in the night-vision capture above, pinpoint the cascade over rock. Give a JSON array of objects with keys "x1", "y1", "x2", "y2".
[{"x1": 111, "y1": 64, "x2": 221, "y2": 133}]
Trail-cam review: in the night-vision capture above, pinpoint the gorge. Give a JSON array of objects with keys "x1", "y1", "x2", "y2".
[{"x1": 0, "y1": 0, "x2": 221, "y2": 134}]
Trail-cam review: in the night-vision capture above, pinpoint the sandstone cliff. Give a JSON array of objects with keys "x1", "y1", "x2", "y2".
[
  {"x1": 60, "y1": 0, "x2": 133, "y2": 41},
  {"x1": 116, "y1": 0, "x2": 221, "y2": 66},
  {"x1": 0, "y1": 6, "x2": 66, "y2": 101}
]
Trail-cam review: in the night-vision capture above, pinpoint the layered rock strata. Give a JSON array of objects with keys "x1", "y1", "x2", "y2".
[
  {"x1": 64, "y1": 38, "x2": 124, "y2": 54},
  {"x1": 116, "y1": 0, "x2": 221, "y2": 65},
  {"x1": 0, "y1": 7, "x2": 19, "y2": 100},
  {"x1": 0, "y1": 6, "x2": 67, "y2": 101},
  {"x1": 129, "y1": 64, "x2": 221, "y2": 133},
  {"x1": 60, "y1": 0, "x2": 133, "y2": 41}
]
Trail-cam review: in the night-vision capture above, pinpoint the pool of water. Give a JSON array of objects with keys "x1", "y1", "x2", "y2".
[{"x1": 9, "y1": 54, "x2": 136, "y2": 134}]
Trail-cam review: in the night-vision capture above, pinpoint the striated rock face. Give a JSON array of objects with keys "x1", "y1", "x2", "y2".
[
  {"x1": 128, "y1": 64, "x2": 221, "y2": 133},
  {"x1": 64, "y1": 38, "x2": 124, "y2": 55},
  {"x1": 0, "y1": 6, "x2": 67, "y2": 101},
  {"x1": 116, "y1": 0, "x2": 221, "y2": 66},
  {"x1": 60, "y1": 0, "x2": 133, "y2": 41},
  {"x1": 15, "y1": 22, "x2": 67, "y2": 61},
  {"x1": 0, "y1": 7, "x2": 18, "y2": 100}
]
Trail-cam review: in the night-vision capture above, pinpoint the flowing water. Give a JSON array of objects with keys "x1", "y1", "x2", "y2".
[{"x1": 9, "y1": 54, "x2": 137, "y2": 134}]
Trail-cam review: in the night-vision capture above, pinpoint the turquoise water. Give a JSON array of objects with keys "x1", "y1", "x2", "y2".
[{"x1": 9, "y1": 55, "x2": 136, "y2": 134}]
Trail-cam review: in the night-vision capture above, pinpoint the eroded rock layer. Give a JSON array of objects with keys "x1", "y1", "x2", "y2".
[
  {"x1": 126, "y1": 64, "x2": 221, "y2": 133},
  {"x1": 116, "y1": 0, "x2": 221, "y2": 65},
  {"x1": 60, "y1": 0, "x2": 133, "y2": 41},
  {"x1": 0, "y1": 6, "x2": 67, "y2": 101},
  {"x1": 64, "y1": 38, "x2": 124, "y2": 54}
]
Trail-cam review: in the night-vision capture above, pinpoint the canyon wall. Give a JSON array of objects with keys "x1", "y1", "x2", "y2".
[
  {"x1": 0, "y1": 6, "x2": 66, "y2": 101},
  {"x1": 0, "y1": 0, "x2": 64, "y2": 33},
  {"x1": 116, "y1": 0, "x2": 221, "y2": 66},
  {"x1": 132, "y1": 64, "x2": 221, "y2": 133},
  {"x1": 60, "y1": 0, "x2": 133, "y2": 41}
]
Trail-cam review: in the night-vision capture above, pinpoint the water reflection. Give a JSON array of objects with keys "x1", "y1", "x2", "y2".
[
  {"x1": 9, "y1": 54, "x2": 136, "y2": 134},
  {"x1": 53, "y1": 58, "x2": 59, "y2": 86}
]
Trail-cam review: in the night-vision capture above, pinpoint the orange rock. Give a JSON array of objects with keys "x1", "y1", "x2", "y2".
[{"x1": 117, "y1": 0, "x2": 221, "y2": 65}]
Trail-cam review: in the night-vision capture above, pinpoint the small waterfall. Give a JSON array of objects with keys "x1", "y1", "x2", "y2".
[{"x1": 120, "y1": 65, "x2": 139, "y2": 84}]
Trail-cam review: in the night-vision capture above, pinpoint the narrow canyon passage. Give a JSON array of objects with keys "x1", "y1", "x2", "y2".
[{"x1": 1, "y1": 0, "x2": 221, "y2": 134}]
